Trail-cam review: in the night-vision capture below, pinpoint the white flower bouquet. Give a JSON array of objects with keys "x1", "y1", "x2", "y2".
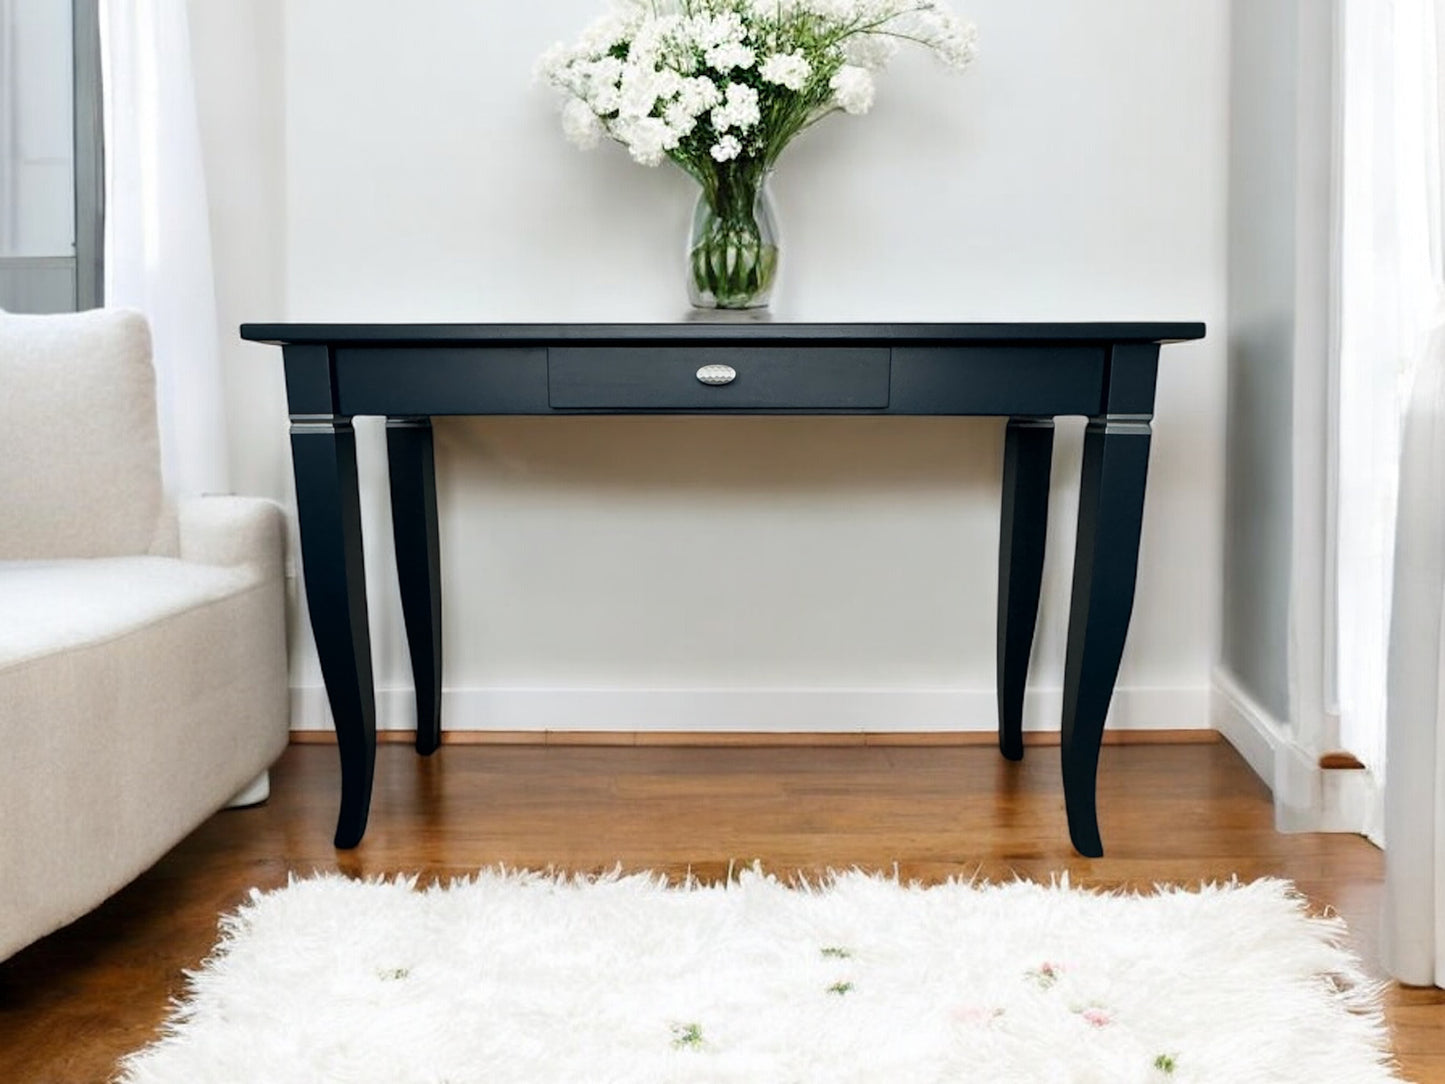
[{"x1": 539, "y1": 0, "x2": 978, "y2": 309}]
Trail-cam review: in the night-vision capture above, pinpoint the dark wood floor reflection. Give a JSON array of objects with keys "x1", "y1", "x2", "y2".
[{"x1": 0, "y1": 741, "x2": 1439, "y2": 1081}]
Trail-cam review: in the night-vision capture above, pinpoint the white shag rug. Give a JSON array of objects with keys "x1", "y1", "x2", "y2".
[{"x1": 116, "y1": 870, "x2": 1400, "y2": 1083}]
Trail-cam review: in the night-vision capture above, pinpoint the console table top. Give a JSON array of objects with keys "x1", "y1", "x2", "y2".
[{"x1": 241, "y1": 321, "x2": 1207, "y2": 347}]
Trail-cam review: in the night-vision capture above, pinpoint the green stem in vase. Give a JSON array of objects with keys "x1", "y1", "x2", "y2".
[{"x1": 689, "y1": 164, "x2": 779, "y2": 310}]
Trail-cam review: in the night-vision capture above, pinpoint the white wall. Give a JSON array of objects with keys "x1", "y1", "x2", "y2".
[
  {"x1": 1222, "y1": 0, "x2": 1299, "y2": 729},
  {"x1": 1214, "y1": 1, "x2": 1367, "y2": 834},
  {"x1": 192, "y1": 0, "x2": 1229, "y2": 735}
]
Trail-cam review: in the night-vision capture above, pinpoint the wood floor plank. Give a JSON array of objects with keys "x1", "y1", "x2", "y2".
[{"x1": 0, "y1": 741, "x2": 1438, "y2": 1081}]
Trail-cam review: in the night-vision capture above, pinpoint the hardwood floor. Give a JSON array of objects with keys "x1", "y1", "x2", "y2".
[{"x1": 0, "y1": 739, "x2": 1441, "y2": 1081}]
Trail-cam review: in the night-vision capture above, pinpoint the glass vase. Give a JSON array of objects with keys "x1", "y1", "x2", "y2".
[{"x1": 687, "y1": 170, "x2": 779, "y2": 310}]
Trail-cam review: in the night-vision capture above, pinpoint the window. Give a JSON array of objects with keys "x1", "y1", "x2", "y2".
[{"x1": 0, "y1": 0, "x2": 101, "y2": 313}]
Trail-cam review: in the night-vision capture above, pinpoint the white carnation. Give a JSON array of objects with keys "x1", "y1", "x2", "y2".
[
  {"x1": 577, "y1": 10, "x2": 643, "y2": 56},
  {"x1": 579, "y1": 57, "x2": 625, "y2": 113},
  {"x1": 759, "y1": 51, "x2": 811, "y2": 90},
  {"x1": 711, "y1": 82, "x2": 761, "y2": 132},
  {"x1": 590, "y1": 78, "x2": 622, "y2": 114},
  {"x1": 618, "y1": 63, "x2": 681, "y2": 119},
  {"x1": 685, "y1": 12, "x2": 747, "y2": 51},
  {"x1": 584, "y1": 56, "x2": 625, "y2": 88},
  {"x1": 710, "y1": 134, "x2": 743, "y2": 162},
  {"x1": 617, "y1": 116, "x2": 677, "y2": 166},
  {"x1": 705, "y1": 41, "x2": 756, "y2": 73},
  {"x1": 535, "y1": 41, "x2": 573, "y2": 85},
  {"x1": 561, "y1": 97, "x2": 603, "y2": 149},
  {"x1": 829, "y1": 64, "x2": 875, "y2": 115},
  {"x1": 626, "y1": 15, "x2": 680, "y2": 68},
  {"x1": 663, "y1": 100, "x2": 697, "y2": 138},
  {"x1": 617, "y1": 73, "x2": 655, "y2": 118},
  {"x1": 675, "y1": 76, "x2": 722, "y2": 118}
]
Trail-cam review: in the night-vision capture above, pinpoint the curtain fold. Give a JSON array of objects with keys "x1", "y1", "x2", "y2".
[
  {"x1": 1383, "y1": 326, "x2": 1445, "y2": 987},
  {"x1": 99, "y1": 0, "x2": 229, "y2": 497},
  {"x1": 1373, "y1": 0, "x2": 1445, "y2": 990},
  {"x1": 1338, "y1": 0, "x2": 1443, "y2": 790}
]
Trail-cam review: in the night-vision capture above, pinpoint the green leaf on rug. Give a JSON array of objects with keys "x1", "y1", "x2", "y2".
[
  {"x1": 377, "y1": 967, "x2": 409, "y2": 981},
  {"x1": 671, "y1": 1022, "x2": 705, "y2": 1049},
  {"x1": 1154, "y1": 1053, "x2": 1178, "y2": 1073},
  {"x1": 820, "y1": 946, "x2": 852, "y2": 958},
  {"x1": 827, "y1": 981, "x2": 854, "y2": 996}
]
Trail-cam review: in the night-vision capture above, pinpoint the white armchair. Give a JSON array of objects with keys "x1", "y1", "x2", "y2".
[{"x1": 0, "y1": 308, "x2": 289, "y2": 961}]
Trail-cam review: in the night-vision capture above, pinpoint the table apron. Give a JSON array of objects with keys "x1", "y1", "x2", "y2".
[{"x1": 321, "y1": 344, "x2": 1109, "y2": 418}]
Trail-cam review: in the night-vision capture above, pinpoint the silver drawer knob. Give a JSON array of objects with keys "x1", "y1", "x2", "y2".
[{"x1": 696, "y1": 364, "x2": 737, "y2": 386}]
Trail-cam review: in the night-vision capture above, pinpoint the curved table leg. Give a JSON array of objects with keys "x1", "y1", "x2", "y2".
[
  {"x1": 386, "y1": 417, "x2": 444, "y2": 756},
  {"x1": 1061, "y1": 414, "x2": 1152, "y2": 857},
  {"x1": 997, "y1": 417, "x2": 1054, "y2": 761},
  {"x1": 291, "y1": 417, "x2": 376, "y2": 849}
]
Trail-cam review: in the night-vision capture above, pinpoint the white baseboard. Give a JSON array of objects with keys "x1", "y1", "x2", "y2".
[
  {"x1": 1208, "y1": 665, "x2": 1287, "y2": 785},
  {"x1": 289, "y1": 684, "x2": 1211, "y2": 735},
  {"x1": 1210, "y1": 665, "x2": 1377, "y2": 836}
]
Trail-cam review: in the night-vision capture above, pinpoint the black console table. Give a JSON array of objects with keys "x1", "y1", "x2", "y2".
[{"x1": 241, "y1": 321, "x2": 1205, "y2": 856}]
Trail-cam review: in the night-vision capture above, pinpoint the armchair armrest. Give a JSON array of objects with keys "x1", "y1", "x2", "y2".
[{"x1": 178, "y1": 496, "x2": 285, "y2": 582}]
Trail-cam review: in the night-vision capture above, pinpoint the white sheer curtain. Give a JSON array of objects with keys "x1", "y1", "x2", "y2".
[
  {"x1": 1337, "y1": 0, "x2": 1442, "y2": 789},
  {"x1": 1385, "y1": 326, "x2": 1445, "y2": 987},
  {"x1": 99, "y1": 0, "x2": 229, "y2": 497},
  {"x1": 1347, "y1": 0, "x2": 1445, "y2": 986}
]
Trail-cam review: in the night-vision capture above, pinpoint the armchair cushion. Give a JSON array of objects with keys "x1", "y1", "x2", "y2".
[
  {"x1": 0, "y1": 558, "x2": 257, "y2": 669},
  {"x1": 0, "y1": 309, "x2": 163, "y2": 559},
  {"x1": 0, "y1": 560, "x2": 288, "y2": 960}
]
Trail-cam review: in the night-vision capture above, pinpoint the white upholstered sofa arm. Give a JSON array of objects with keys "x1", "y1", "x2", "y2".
[{"x1": 178, "y1": 496, "x2": 286, "y2": 581}]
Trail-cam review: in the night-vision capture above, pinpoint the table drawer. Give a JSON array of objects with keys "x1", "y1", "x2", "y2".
[{"x1": 548, "y1": 346, "x2": 891, "y2": 410}]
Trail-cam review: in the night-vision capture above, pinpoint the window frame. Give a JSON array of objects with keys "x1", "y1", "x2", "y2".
[
  {"x1": 73, "y1": 0, "x2": 102, "y2": 309},
  {"x1": 0, "y1": 0, "x2": 103, "y2": 312}
]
